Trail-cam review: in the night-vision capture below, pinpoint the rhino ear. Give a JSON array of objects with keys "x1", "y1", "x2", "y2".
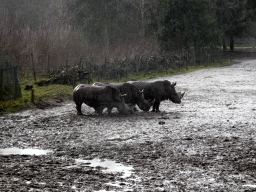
[{"x1": 171, "y1": 82, "x2": 177, "y2": 87}]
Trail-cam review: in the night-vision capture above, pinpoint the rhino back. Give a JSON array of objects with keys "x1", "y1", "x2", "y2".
[
  {"x1": 73, "y1": 84, "x2": 111, "y2": 106},
  {"x1": 129, "y1": 81, "x2": 170, "y2": 100},
  {"x1": 103, "y1": 86, "x2": 122, "y2": 102},
  {"x1": 95, "y1": 82, "x2": 140, "y2": 104},
  {"x1": 73, "y1": 84, "x2": 90, "y2": 103}
]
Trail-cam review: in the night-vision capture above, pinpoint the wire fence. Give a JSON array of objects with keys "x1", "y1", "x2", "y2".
[{"x1": 17, "y1": 48, "x2": 256, "y2": 83}]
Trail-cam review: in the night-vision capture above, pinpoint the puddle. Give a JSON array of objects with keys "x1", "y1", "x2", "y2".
[
  {"x1": 0, "y1": 147, "x2": 52, "y2": 155},
  {"x1": 75, "y1": 158, "x2": 134, "y2": 178},
  {"x1": 64, "y1": 158, "x2": 139, "y2": 191},
  {"x1": 243, "y1": 185, "x2": 256, "y2": 188}
]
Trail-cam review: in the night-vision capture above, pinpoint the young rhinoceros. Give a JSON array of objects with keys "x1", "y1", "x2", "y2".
[{"x1": 73, "y1": 84, "x2": 133, "y2": 115}]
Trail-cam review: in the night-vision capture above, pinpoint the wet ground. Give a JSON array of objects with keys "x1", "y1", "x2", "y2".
[{"x1": 1, "y1": 59, "x2": 256, "y2": 191}]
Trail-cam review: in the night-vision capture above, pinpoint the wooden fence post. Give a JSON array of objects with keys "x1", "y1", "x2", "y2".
[
  {"x1": 47, "y1": 54, "x2": 50, "y2": 78},
  {"x1": 0, "y1": 69, "x2": 3, "y2": 99},
  {"x1": 80, "y1": 58, "x2": 82, "y2": 68},
  {"x1": 31, "y1": 89, "x2": 35, "y2": 103},
  {"x1": 31, "y1": 53, "x2": 36, "y2": 81},
  {"x1": 66, "y1": 60, "x2": 68, "y2": 69}
]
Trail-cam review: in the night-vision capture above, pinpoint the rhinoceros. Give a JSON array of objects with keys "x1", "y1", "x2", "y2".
[
  {"x1": 73, "y1": 84, "x2": 133, "y2": 115},
  {"x1": 128, "y1": 80, "x2": 184, "y2": 112},
  {"x1": 93, "y1": 82, "x2": 155, "y2": 112}
]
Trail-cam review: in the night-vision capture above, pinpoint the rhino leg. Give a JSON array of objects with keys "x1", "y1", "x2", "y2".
[
  {"x1": 152, "y1": 99, "x2": 161, "y2": 112},
  {"x1": 94, "y1": 107, "x2": 100, "y2": 114},
  {"x1": 107, "y1": 107, "x2": 113, "y2": 114},
  {"x1": 97, "y1": 106, "x2": 105, "y2": 115},
  {"x1": 75, "y1": 102, "x2": 83, "y2": 115}
]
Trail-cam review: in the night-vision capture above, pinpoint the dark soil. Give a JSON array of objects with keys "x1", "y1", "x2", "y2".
[{"x1": 1, "y1": 59, "x2": 256, "y2": 191}]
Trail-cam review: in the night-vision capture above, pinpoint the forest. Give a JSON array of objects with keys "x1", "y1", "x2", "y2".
[{"x1": 1, "y1": 0, "x2": 256, "y2": 80}]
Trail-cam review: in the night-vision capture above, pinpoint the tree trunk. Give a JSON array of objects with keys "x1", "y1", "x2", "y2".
[
  {"x1": 140, "y1": 0, "x2": 145, "y2": 37},
  {"x1": 230, "y1": 35, "x2": 234, "y2": 51},
  {"x1": 104, "y1": 27, "x2": 110, "y2": 55},
  {"x1": 222, "y1": 37, "x2": 227, "y2": 51}
]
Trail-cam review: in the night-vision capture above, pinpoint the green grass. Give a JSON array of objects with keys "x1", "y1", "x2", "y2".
[
  {"x1": 0, "y1": 61, "x2": 233, "y2": 114},
  {"x1": 221, "y1": 47, "x2": 255, "y2": 50},
  {"x1": 0, "y1": 84, "x2": 73, "y2": 114},
  {"x1": 234, "y1": 47, "x2": 254, "y2": 49}
]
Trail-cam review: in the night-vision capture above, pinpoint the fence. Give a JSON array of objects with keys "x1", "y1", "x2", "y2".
[{"x1": 18, "y1": 47, "x2": 252, "y2": 83}]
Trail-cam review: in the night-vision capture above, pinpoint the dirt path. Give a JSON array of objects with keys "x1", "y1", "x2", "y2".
[{"x1": 1, "y1": 59, "x2": 256, "y2": 191}]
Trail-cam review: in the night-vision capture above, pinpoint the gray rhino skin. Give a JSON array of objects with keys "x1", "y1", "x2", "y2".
[
  {"x1": 73, "y1": 84, "x2": 132, "y2": 115},
  {"x1": 128, "y1": 80, "x2": 182, "y2": 112},
  {"x1": 93, "y1": 82, "x2": 154, "y2": 112}
]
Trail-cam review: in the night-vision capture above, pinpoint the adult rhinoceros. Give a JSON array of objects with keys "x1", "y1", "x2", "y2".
[
  {"x1": 93, "y1": 82, "x2": 154, "y2": 112},
  {"x1": 128, "y1": 80, "x2": 184, "y2": 112},
  {"x1": 73, "y1": 84, "x2": 132, "y2": 115}
]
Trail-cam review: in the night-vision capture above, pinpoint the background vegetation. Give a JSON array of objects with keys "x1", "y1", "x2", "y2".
[{"x1": 1, "y1": 0, "x2": 256, "y2": 63}]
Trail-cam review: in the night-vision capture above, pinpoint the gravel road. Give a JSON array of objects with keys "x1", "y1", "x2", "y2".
[{"x1": 1, "y1": 59, "x2": 256, "y2": 191}]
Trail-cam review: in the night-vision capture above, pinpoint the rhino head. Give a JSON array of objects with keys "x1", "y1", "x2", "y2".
[
  {"x1": 165, "y1": 81, "x2": 182, "y2": 104},
  {"x1": 137, "y1": 89, "x2": 155, "y2": 111},
  {"x1": 117, "y1": 93, "x2": 139, "y2": 115}
]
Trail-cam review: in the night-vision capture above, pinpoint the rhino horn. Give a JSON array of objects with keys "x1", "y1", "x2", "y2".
[
  {"x1": 177, "y1": 92, "x2": 185, "y2": 99},
  {"x1": 180, "y1": 92, "x2": 185, "y2": 99}
]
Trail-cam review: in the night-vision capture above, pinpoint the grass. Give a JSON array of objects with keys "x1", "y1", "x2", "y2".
[
  {"x1": 221, "y1": 47, "x2": 255, "y2": 50},
  {"x1": 234, "y1": 47, "x2": 255, "y2": 49},
  {"x1": 0, "y1": 61, "x2": 233, "y2": 114},
  {"x1": 0, "y1": 84, "x2": 73, "y2": 114}
]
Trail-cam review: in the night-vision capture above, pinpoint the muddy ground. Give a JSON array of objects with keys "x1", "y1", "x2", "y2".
[{"x1": 1, "y1": 59, "x2": 256, "y2": 191}]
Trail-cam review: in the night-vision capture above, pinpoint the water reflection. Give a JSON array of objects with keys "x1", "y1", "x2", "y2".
[
  {"x1": 75, "y1": 158, "x2": 134, "y2": 178},
  {"x1": 0, "y1": 147, "x2": 52, "y2": 155}
]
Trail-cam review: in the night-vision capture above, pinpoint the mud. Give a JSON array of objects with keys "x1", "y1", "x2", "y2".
[{"x1": 0, "y1": 59, "x2": 256, "y2": 191}]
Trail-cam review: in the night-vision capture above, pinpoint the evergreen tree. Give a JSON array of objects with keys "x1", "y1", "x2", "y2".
[
  {"x1": 215, "y1": 0, "x2": 247, "y2": 51},
  {"x1": 157, "y1": 0, "x2": 220, "y2": 55},
  {"x1": 214, "y1": 0, "x2": 256, "y2": 51}
]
